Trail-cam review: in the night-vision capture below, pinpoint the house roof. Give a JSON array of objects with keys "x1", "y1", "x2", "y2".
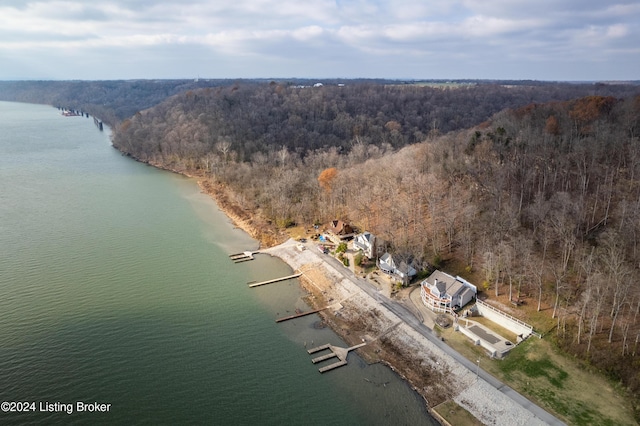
[
  {"x1": 379, "y1": 253, "x2": 416, "y2": 278},
  {"x1": 354, "y1": 232, "x2": 374, "y2": 250},
  {"x1": 379, "y1": 252, "x2": 394, "y2": 267},
  {"x1": 458, "y1": 287, "x2": 474, "y2": 301},
  {"x1": 398, "y1": 261, "x2": 417, "y2": 276},
  {"x1": 356, "y1": 232, "x2": 374, "y2": 244},
  {"x1": 426, "y1": 270, "x2": 455, "y2": 287},
  {"x1": 329, "y1": 220, "x2": 353, "y2": 235},
  {"x1": 425, "y1": 270, "x2": 470, "y2": 298}
]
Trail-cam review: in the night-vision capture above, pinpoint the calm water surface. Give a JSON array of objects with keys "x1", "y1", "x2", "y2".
[{"x1": 0, "y1": 101, "x2": 437, "y2": 425}]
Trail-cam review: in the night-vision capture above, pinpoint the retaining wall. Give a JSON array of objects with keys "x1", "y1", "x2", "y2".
[
  {"x1": 475, "y1": 300, "x2": 533, "y2": 339},
  {"x1": 457, "y1": 325, "x2": 499, "y2": 358}
]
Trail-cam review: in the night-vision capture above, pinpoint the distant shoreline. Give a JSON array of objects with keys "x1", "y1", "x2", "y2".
[{"x1": 108, "y1": 149, "x2": 285, "y2": 246}]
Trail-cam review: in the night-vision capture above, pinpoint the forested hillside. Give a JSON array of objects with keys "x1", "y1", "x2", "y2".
[
  {"x1": 0, "y1": 79, "x2": 237, "y2": 127},
  {"x1": 112, "y1": 81, "x2": 637, "y2": 165},
  {"x1": 111, "y1": 84, "x2": 640, "y2": 419}
]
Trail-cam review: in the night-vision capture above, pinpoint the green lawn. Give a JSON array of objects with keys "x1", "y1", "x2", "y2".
[{"x1": 441, "y1": 328, "x2": 636, "y2": 426}]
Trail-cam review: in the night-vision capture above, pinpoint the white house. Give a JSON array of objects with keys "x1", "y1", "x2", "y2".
[
  {"x1": 378, "y1": 252, "x2": 417, "y2": 284},
  {"x1": 353, "y1": 232, "x2": 376, "y2": 258},
  {"x1": 420, "y1": 270, "x2": 477, "y2": 313}
]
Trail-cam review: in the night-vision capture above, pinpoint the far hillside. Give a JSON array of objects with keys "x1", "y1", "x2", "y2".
[
  {"x1": 112, "y1": 81, "x2": 639, "y2": 166},
  {"x1": 0, "y1": 79, "x2": 240, "y2": 127}
]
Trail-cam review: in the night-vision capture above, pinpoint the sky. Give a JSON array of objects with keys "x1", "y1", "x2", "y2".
[{"x1": 0, "y1": 0, "x2": 638, "y2": 81}]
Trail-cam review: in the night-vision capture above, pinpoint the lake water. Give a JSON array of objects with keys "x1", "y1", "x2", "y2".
[{"x1": 0, "y1": 101, "x2": 436, "y2": 425}]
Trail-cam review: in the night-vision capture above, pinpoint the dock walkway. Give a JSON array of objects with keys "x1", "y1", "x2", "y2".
[
  {"x1": 248, "y1": 273, "x2": 302, "y2": 288},
  {"x1": 306, "y1": 342, "x2": 366, "y2": 373},
  {"x1": 275, "y1": 308, "x2": 323, "y2": 323}
]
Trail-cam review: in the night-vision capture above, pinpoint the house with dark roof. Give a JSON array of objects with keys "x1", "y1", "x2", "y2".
[
  {"x1": 378, "y1": 252, "x2": 417, "y2": 284},
  {"x1": 326, "y1": 220, "x2": 355, "y2": 243},
  {"x1": 420, "y1": 270, "x2": 477, "y2": 313}
]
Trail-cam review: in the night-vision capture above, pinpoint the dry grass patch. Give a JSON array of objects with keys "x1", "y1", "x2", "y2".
[{"x1": 285, "y1": 225, "x2": 309, "y2": 240}]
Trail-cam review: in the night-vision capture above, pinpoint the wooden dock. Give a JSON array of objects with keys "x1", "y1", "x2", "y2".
[
  {"x1": 319, "y1": 360, "x2": 348, "y2": 373},
  {"x1": 248, "y1": 273, "x2": 302, "y2": 288},
  {"x1": 306, "y1": 342, "x2": 366, "y2": 373},
  {"x1": 311, "y1": 352, "x2": 338, "y2": 363},
  {"x1": 307, "y1": 343, "x2": 331, "y2": 354},
  {"x1": 275, "y1": 308, "x2": 323, "y2": 323}
]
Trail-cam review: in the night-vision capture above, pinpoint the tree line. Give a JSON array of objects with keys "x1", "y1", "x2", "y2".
[{"x1": 0, "y1": 79, "x2": 245, "y2": 127}]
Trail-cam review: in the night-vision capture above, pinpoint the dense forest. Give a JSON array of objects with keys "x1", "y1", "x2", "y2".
[
  {"x1": 3, "y1": 79, "x2": 640, "y2": 419},
  {"x1": 110, "y1": 82, "x2": 640, "y2": 419},
  {"x1": 0, "y1": 78, "x2": 446, "y2": 127},
  {"x1": 0, "y1": 79, "x2": 244, "y2": 127},
  {"x1": 111, "y1": 81, "x2": 637, "y2": 164}
]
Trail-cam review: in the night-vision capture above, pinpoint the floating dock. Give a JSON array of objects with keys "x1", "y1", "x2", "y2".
[
  {"x1": 307, "y1": 343, "x2": 331, "y2": 354},
  {"x1": 248, "y1": 273, "x2": 302, "y2": 288},
  {"x1": 311, "y1": 351, "x2": 338, "y2": 363},
  {"x1": 319, "y1": 360, "x2": 348, "y2": 373},
  {"x1": 229, "y1": 251, "x2": 257, "y2": 263},
  {"x1": 306, "y1": 342, "x2": 366, "y2": 373},
  {"x1": 275, "y1": 308, "x2": 323, "y2": 323}
]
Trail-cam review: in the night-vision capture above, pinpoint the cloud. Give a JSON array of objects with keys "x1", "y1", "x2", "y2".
[{"x1": 0, "y1": 0, "x2": 637, "y2": 80}]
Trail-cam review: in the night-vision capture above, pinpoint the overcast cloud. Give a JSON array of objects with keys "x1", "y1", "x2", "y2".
[{"x1": 0, "y1": 0, "x2": 638, "y2": 80}]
